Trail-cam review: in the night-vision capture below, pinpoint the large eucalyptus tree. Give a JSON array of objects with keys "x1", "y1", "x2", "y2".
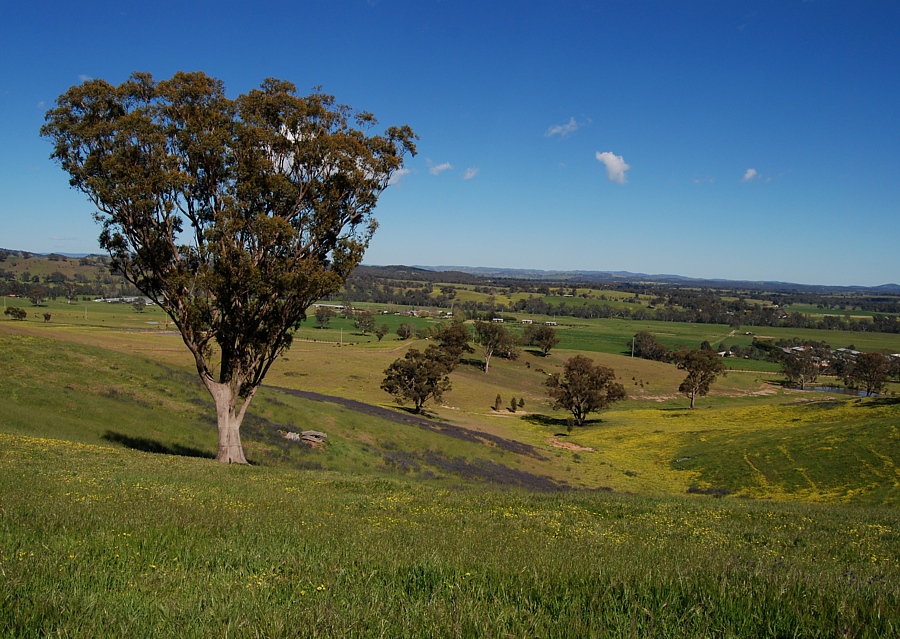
[{"x1": 42, "y1": 72, "x2": 416, "y2": 463}]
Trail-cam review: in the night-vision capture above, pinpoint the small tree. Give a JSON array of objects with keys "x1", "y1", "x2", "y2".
[
  {"x1": 517, "y1": 397, "x2": 525, "y2": 408},
  {"x1": 341, "y1": 299, "x2": 354, "y2": 320},
  {"x1": 673, "y1": 348, "x2": 727, "y2": 409},
  {"x1": 28, "y1": 286, "x2": 47, "y2": 306},
  {"x1": 545, "y1": 355, "x2": 626, "y2": 427},
  {"x1": 435, "y1": 321, "x2": 473, "y2": 368},
  {"x1": 509, "y1": 396, "x2": 517, "y2": 413},
  {"x1": 494, "y1": 394, "x2": 503, "y2": 411},
  {"x1": 132, "y1": 299, "x2": 146, "y2": 313},
  {"x1": 474, "y1": 320, "x2": 510, "y2": 373},
  {"x1": 42, "y1": 312, "x2": 52, "y2": 323},
  {"x1": 397, "y1": 323, "x2": 414, "y2": 340},
  {"x1": 315, "y1": 306, "x2": 336, "y2": 329},
  {"x1": 525, "y1": 324, "x2": 559, "y2": 356},
  {"x1": 381, "y1": 345, "x2": 452, "y2": 414},
  {"x1": 354, "y1": 310, "x2": 376, "y2": 336},
  {"x1": 631, "y1": 331, "x2": 671, "y2": 362},
  {"x1": 496, "y1": 332, "x2": 522, "y2": 361},
  {"x1": 374, "y1": 324, "x2": 390, "y2": 342},
  {"x1": 781, "y1": 349, "x2": 821, "y2": 390},
  {"x1": 4, "y1": 307, "x2": 27, "y2": 321},
  {"x1": 849, "y1": 352, "x2": 891, "y2": 396},
  {"x1": 63, "y1": 283, "x2": 78, "y2": 304}
]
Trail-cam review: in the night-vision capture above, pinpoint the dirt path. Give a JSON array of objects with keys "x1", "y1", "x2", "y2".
[{"x1": 266, "y1": 385, "x2": 546, "y2": 459}]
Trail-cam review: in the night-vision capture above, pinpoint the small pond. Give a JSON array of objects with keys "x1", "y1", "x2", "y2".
[{"x1": 798, "y1": 386, "x2": 877, "y2": 398}]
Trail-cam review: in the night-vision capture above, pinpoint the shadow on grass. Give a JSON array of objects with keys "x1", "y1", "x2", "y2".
[
  {"x1": 521, "y1": 413, "x2": 567, "y2": 428},
  {"x1": 459, "y1": 357, "x2": 486, "y2": 370},
  {"x1": 102, "y1": 430, "x2": 215, "y2": 459},
  {"x1": 520, "y1": 414, "x2": 604, "y2": 429},
  {"x1": 395, "y1": 405, "x2": 437, "y2": 419},
  {"x1": 860, "y1": 395, "x2": 900, "y2": 408}
]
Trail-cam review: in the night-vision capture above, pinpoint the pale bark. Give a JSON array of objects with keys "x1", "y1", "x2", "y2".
[
  {"x1": 483, "y1": 347, "x2": 494, "y2": 374},
  {"x1": 206, "y1": 379, "x2": 256, "y2": 464}
]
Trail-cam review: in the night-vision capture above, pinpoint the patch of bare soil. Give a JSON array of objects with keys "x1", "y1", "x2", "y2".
[
  {"x1": 548, "y1": 437, "x2": 595, "y2": 452},
  {"x1": 644, "y1": 394, "x2": 679, "y2": 402}
]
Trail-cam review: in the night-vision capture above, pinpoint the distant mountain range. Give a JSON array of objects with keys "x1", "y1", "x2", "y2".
[{"x1": 408, "y1": 265, "x2": 900, "y2": 295}]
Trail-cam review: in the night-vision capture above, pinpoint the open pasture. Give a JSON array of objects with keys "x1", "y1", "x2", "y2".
[
  {"x1": 1, "y1": 432, "x2": 898, "y2": 637},
  {"x1": 2, "y1": 315, "x2": 898, "y2": 501},
  {"x1": 2, "y1": 298, "x2": 900, "y2": 636}
]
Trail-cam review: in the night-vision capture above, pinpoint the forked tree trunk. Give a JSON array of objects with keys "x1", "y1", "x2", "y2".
[{"x1": 206, "y1": 380, "x2": 252, "y2": 464}]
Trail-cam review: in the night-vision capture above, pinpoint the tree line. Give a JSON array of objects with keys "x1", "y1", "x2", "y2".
[{"x1": 631, "y1": 330, "x2": 899, "y2": 396}]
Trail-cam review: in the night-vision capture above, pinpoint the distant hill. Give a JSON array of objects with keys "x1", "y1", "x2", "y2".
[
  {"x1": 410, "y1": 264, "x2": 900, "y2": 295},
  {"x1": 3, "y1": 248, "x2": 897, "y2": 295}
]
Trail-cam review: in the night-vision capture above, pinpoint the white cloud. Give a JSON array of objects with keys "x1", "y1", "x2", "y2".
[
  {"x1": 595, "y1": 151, "x2": 630, "y2": 184},
  {"x1": 388, "y1": 168, "x2": 410, "y2": 186},
  {"x1": 78, "y1": 74, "x2": 93, "y2": 82},
  {"x1": 429, "y1": 162, "x2": 453, "y2": 176},
  {"x1": 462, "y1": 167, "x2": 479, "y2": 180},
  {"x1": 742, "y1": 168, "x2": 758, "y2": 182},
  {"x1": 545, "y1": 117, "x2": 585, "y2": 138}
]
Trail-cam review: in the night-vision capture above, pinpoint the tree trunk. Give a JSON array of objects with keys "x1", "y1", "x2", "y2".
[
  {"x1": 206, "y1": 381, "x2": 251, "y2": 464},
  {"x1": 689, "y1": 391, "x2": 696, "y2": 409}
]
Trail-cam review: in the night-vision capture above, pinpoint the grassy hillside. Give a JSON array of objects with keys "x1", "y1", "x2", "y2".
[
  {"x1": 2, "y1": 304, "x2": 900, "y2": 635},
  {"x1": 2, "y1": 433, "x2": 898, "y2": 637},
  {"x1": 2, "y1": 318, "x2": 898, "y2": 502}
]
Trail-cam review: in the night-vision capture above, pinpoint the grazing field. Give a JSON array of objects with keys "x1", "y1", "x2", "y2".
[{"x1": 2, "y1": 307, "x2": 900, "y2": 635}]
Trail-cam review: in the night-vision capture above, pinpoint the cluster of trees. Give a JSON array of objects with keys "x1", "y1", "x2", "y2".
[
  {"x1": 329, "y1": 268, "x2": 900, "y2": 335},
  {"x1": 381, "y1": 320, "x2": 734, "y2": 421},
  {"x1": 0, "y1": 252, "x2": 143, "y2": 301},
  {"x1": 780, "y1": 348, "x2": 897, "y2": 396},
  {"x1": 630, "y1": 328, "x2": 896, "y2": 398}
]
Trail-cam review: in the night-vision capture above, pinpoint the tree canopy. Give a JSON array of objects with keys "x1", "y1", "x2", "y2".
[
  {"x1": 314, "y1": 305, "x2": 336, "y2": 329},
  {"x1": 473, "y1": 321, "x2": 514, "y2": 373},
  {"x1": 381, "y1": 345, "x2": 453, "y2": 414},
  {"x1": 780, "y1": 348, "x2": 823, "y2": 390},
  {"x1": 630, "y1": 331, "x2": 671, "y2": 362},
  {"x1": 673, "y1": 348, "x2": 727, "y2": 409},
  {"x1": 525, "y1": 324, "x2": 559, "y2": 356},
  {"x1": 849, "y1": 352, "x2": 891, "y2": 396},
  {"x1": 545, "y1": 355, "x2": 626, "y2": 427},
  {"x1": 354, "y1": 310, "x2": 376, "y2": 335},
  {"x1": 41, "y1": 71, "x2": 416, "y2": 463},
  {"x1": 435, "y1": 321, "x2": 474, "y2": 367}
]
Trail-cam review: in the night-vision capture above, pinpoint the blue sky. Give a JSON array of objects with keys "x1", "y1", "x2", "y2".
[{"x1": 1, "y1": 0, "x2": 897, "y2": 286}]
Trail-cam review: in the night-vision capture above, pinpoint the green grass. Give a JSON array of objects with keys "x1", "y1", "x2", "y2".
[
  {"x1": 3, "y1": 305, "x2": 900, "y2": 635},
  {"x1": 4, "y1": 320, "x2": 899, "y2": 500},
  {"x1": 2, "y1": 433, "x2": 898, "y2": 637},
  {"x1": 669, "y1": 398, "x2": 900, "y2": 503},
  {"x1": 785, "y1": 303, "x2": 898, "y2": 319}
]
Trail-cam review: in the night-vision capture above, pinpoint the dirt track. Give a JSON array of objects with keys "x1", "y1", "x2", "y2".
[{"x1": 266, "y1": 385, "x2": 547, "y2": 459}]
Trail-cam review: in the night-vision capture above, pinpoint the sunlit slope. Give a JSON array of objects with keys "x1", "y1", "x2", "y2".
[
  {"x1": 667, "y1": 399, "x2": 900, "y2": 504},
  {"x1": 2, "y1": 323, "x2": 899, "y2": 503}
]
